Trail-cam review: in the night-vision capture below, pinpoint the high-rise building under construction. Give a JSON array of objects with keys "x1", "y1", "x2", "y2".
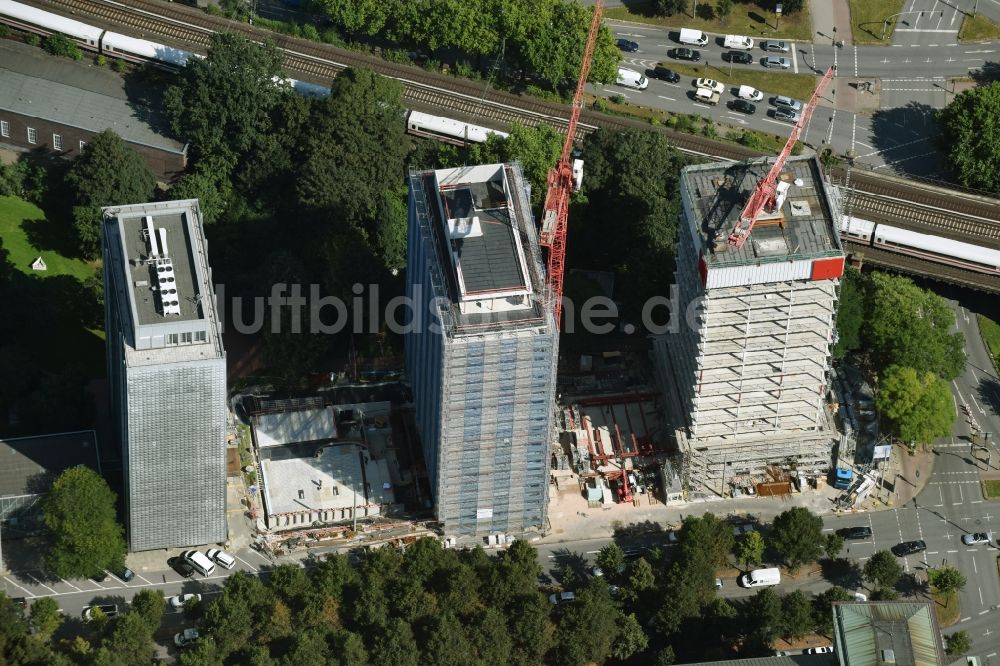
[
  {"x1": 405, "y1": 163, "x2": 557, "y2": 536},
  {"x1": 653, "y1": 156, "x2": 845, "y2": 497}
]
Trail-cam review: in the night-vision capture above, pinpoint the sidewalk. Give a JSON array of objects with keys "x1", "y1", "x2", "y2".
[{"x1": 810, "y1": 0, "x2": 855, "y2": 47}]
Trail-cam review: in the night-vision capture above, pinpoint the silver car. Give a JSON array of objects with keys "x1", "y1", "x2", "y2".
[
  {"x1": 774, "y1": 108, "x2": 801, "y2": 123},
  {"x1": 762, "y1": 40, "x2": 790, "y2": 53},
  {"x1": 763, "y1": 56, "x2": 791, "y2": 69},
  {"x1": 773, "y1": 96, "x2": 803, "y2": 111},
  {"x1": 961, "y1": 531, "x2": 993, "y2": 545}
]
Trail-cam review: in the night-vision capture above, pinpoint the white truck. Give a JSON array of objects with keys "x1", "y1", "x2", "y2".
[
  {"x1": 679, "y1": 28, "x2": 709, "y2": 47},
  {"x1": 724, "y1": 34, "x2": 754, "y2": 49},
  {"x1": 694, "y1": 87, "x2": 720, "y2": 105},
  {"x1": 616, "y1": 67, "x2": 648, "y2": 90},
  {"x1": 741, "y1": 567, "x2": 781, "y2": 588}
]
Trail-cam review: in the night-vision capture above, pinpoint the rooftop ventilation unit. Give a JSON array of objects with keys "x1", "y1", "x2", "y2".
[
  {"x1": 143, "y1": 218, "x2": 182, "y2": 316},
  {"x1": 881, "y1": 649, "x2": 896, "y2": 664}
]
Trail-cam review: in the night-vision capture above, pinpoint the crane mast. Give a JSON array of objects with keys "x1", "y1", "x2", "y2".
[
  {"x1": 727, "y1": 66, "x2": 835, "y2": 249},
  {"x1": 539, "y1": 0, "x2": 603, "y2": 327}
]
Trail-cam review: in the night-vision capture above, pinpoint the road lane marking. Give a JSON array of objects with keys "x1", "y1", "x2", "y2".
[
  {"x1": 973, "y1": 557, "x2": 978, "y2": 574},
  {"x1": 657, "y1": 95, "x2": 676, "y2": 101},
  {"x1": 854, "y1": 46, "x2": 858, "y2": 77},
  {"x1": 792, "y1": 44, "x2": 798, "y2": 74},
  {"x1": 947, "y1": 550, "x2": 958, "y2": 553},
  {"x1": 25, "y1": 573, "x2": 57, "y2": 595},
  {"x1": 981, "y1": 609, "x2": 990, "y2": 615},
  {"x1": 233, "y1": 554, "x2": 259, "y2": 573},
  {"x1": 961, "y1": 616, "x2": 971, "y2": 622},
  {"x1": 894, "y1": 28, "x2": 960, "y2": 32},
  {"x1": 59, "y1": 577, "x2": 82, "y2": 591},
  {"x1": 2, "y1": 577, "x2": 34, "y2": 596}
]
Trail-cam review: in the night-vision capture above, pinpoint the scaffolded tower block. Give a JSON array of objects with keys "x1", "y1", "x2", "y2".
[{"x1": 653, "y1": 156, "x2": 845, "y2": 497}]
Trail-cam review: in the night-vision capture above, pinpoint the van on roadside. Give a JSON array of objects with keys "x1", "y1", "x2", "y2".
[
  {"x1": 740, "y1": 567, "x2": 781, "y2": 588},
  {"x1": 616, "y1": 67, "x2": 649, "y2": 90},
  {"x1": 182, "y1": 550, "x2": 216, "y2": 576},
  {"x1": 679, "y1": 28, "x2": 709, "y2": 47},
  {"x1": 724, "y1": 34, "x2": 754, "y2": 49}
]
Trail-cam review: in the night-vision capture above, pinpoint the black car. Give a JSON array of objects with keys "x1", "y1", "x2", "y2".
[
  {"x1": 669, "y1": 47, "x2": 701, "y2": 62},
  {"x1": 892, "y1": 540, "x2": 927, "y2": 556},
  {"x1": 168, "y1": 556, "x2": 196, "y2": 578},
  {"x1": 116, "y1": 567, "x2": 135, "y2": 582},
  {"x1": 616, "y1": 38, "x2": 639, "y2": 53},
  {"x1": 724, "y1": 50, "x2": 753, "y2": 64},
  {"x1": 727, "y1": 99, "x2": 756, "y2": 114},
  {"x1": 838, "y1": 526, "x2": 873, "y2": 540},
  {"x1": 647, "y1": 65, "x2": 680, "y2": 83}
]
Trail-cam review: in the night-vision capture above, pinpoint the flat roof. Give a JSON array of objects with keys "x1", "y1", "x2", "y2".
[
  {"x1": 0, "y1": 40, "x2": 185, "y2": 155},
  {"x1": 254, "y1": 407, "x2": 337, "y2": 448},
  {"x1": 682, "y1": 156, "x2": 842, "y2": 267},
  {"x1": 411, "y1": 163, "x2": 551, "y2": 333},
  {"x1": 120, "y1": 210, "x2": 202, "y2": 325},
  {"x1": 260, "y1": 443, "x2": 394, "y2": 515},
  {"x1": 0, "y1": 431, "x2": 100, "y2": 498}
]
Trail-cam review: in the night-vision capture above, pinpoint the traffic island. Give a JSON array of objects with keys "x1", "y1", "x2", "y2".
[
  {"x1": 932, "y1": 589, "x2": 960, "y2": 627},
  {"x1": 983, "y1": 479, "x2": 1000, "y2": 500}
]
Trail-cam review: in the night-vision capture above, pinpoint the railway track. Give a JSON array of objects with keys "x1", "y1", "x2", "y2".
[
  {"x1": 22, "y1": 0, "x2": 1000, "y2": 242},
  {"x1": 843, "y1": 241, "x2": 1000, "y2": 294}
]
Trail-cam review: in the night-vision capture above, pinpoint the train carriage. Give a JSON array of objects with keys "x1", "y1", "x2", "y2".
[
  {"x1": 101, "y1": 31, "x2": 196, "y2": 68},
  {"x1": 873, "y1": 223, "x2": 1000, "y2": 274},
  {"x1": 0, "y1": 0, "x2": 104, "y2": 51},
  {"x1": 406, "y1": 110, "x2": 509, "y2": 145}
]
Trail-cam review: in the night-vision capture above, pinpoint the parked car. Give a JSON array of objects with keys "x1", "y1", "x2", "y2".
[
  {"x1": 728, "y1": 99, "x2": 756, "y2": 114},
  {"x1": 115, "y1": 567, "x2": 135, "y2": 582},
  {"x1": 773, "y1": 96, "x2": 803, "y2": 111},
  {"x1": 174, "y1": 628, "x2": 199, "y2": 648},
  {"x1": 892, "y1": 540, "x2": 927, "y2": 556},
  {"x1": 168, "y1": 557, "x2": 196, "y2": 579},
  {"x1": 854, "y1": 591, "x2": 868, "y2": 601},
  {"x1": 616, "y1": 38, "x2": 639, "y2": 52},
  {"x1": 168, "y1": 593, "x2": 202, "y2": 610},
  {"x1": 647, "y1": 64, "x2": 680, "y2": 83},
  {"x1": 806, "y1": 647, "x2": 834, "y2": 654},
  {"x1": 724, "y1": 50, "x2": 753, "y2": 64},
  {"x1": 838, "y1": 526, "x2": 873, "y2": 540},
  {"x1": 738, "y1": 85, "x2": 764, "y2": 101},
  {"x1": 11, "y1": 597, "x2": 27, "y2": 609},
  {"x1": 83, "y1": 604, "x2": 118, "y2": 621},
  {"x1": 762, "y1": 39, "x2": 790, "y2": 53},
  {"x1": 206, "y1": 548, "x2": 236, "y2": 570},
  {"x1": 548, "y1": 591, "x2": 576, "y2": 605},
  {"x1": 669, "y1": 47, "x2": 701, "y2": 62},
  {"x1": 773, "y1": 108, "x2": 801, "y2": 123},
  {"x1": 591, "y1": 566, "x2": 604, "y2": 577},
  {"x1": 695, "y1": 78, "x2": 725, "y2": 94},
  {"x1": 763, "y1": 56, "x2": 791, "y2": 69},
  {"x1": 961, "y1": 531, "x2": 993, "y2": 545}
]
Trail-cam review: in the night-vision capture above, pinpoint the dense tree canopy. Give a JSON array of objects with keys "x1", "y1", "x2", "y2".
[
  {"x1": 832, "y1": 267, "x2": 864, "y2": 358},
  {"x1": 66, "y1": 130, "x2": 155, "y2": 258},
  {"x1": 877, "y1": 365, "x2": 956, "y2": 444},
  {"x1": 863, "y1": 551, "x2": 903, "y2": 589},
  {"x1": 936, "y1": 81, "x2": 1000, "y2": 195},
  {"x1": 866, "y1": 273, "x2": 965, "y2": 380},
  {"x1": 165, "y1": 32, "x2": 287, "y2": 164},
  {"x1": 769, "y1": 507, "x2": 824, "y2": 570},
  {"x1": 315, "y1": 0, "x2": 619, "y2": 89},
  {"x1": 40, "y1": 466, "x2": 127, "y2": 580}
]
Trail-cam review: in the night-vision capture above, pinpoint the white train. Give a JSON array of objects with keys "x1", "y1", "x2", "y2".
[
  {"x1": 406, "y1": 110, "x2": 509, "y2": 145},
  {"x1": 840, "y1": 215, "x2": 1000, "y2": 275},
  {"x1": 0, "y1": 0, "x2": 195, "y2": 68}
]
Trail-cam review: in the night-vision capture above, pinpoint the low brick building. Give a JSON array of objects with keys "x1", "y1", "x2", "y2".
[{"x1": 0, "y1": 40, "x2": 187, "y2": 181}]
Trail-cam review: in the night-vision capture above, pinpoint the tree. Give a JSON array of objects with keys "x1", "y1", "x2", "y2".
[
  {"x1": 651, "y1": 0, "x2": 686, "y2": 16},
  {"x1": 28, "y1": 597, "x2": 62, "y2": 639},
  {"x1": 611, "y1": 613, "x2": 648, "y2": 661},
  {"x1": 945, "y1": 630, "x2": 972, "y2": 656},
  {"x1": 44, "y1": 33, "x2": 83, "y2": 60},
  {"x1": 824, "y1": 533, "x2": 845, "y2": 561},
  {"x1": 596, "y1": 543, "x2": 626, "y2": 576},
  {"x1": 833, "y1": 267, "x2": 865, "y2": 358},
  {"x1": 551, "y1": 580, "x2": 622, "y2": 666},
  {"x1": 716, "y1": 0, "x2": 733, "y2": 18},
  {"x1": 370, "y1": 617, "x2": 420, "y2": 666},
  {"x1": 780, "y1": 590, "x2": 815, "y2": 641},
  {"x1": 866, "y1": 273, "x2": 966, "y2": 380},
  {"x1": 421, "y1": 611, "x2": 474, "y2": 666},
  {"x1": 624, "y1": 557, "x2": 656, "y2": 603},
  {"x1": 66, "y1": 130, "x2": 155, "y2": 258},
  {"x1": 936, "y1": 81, "x2": 1000, "y2": 195},
  {"x1": 863, "y1": 551, "x2": 903, "y2": 590},
  {"x1": 877, "y1": 365, "x2": 956, "y2": 445},
  {"x1": 870, "y1": 587, "x2": 900, "y2": 601},
  {"x1": 127, "y1": 590, "x2": 165, "y2": 634},
  {"x1": 812, "y1": 586, "x2": 852, "y2": 635},
  {"x1": 770, "y1": 507, "x2": 824, "y2": 570},
  {"x1": 169, "y1": 156, "x2": 233, "y2": 225},
  {"x1": 40, "y1": 466, "x2": 127, "y2": 579},
  {"x1": 165, "y1": 32, "x2": 287, "y2": 163},
  {"x1": 781, "y1": 0, "x2": 805, "y2": 12},
  {"x1": 745, "y1": 587, "x2": 782, "y2": 644},
  {"x1": 736, "y1": 530, "x2": 765, "y2": 568},
  {"x1": 677, "y1": 512, "x2": 735, "y2": 569},
  {"x1": 929, "y1": 566, "x2": 967, "y2": 600}
]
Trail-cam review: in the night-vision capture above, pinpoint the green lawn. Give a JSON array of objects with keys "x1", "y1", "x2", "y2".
[
  {"x1": 606, "y1": 1, "x2": 813, "y2": 42},
  {"x1": 0, "y1": 195, "x2": 97, "y2": 281},
  {"x1": 985, "y1": 480, "x2": 1000, "y2": 499},
  {"x1": 959, "y1": 14, "x2": 1000, "y2": 42},
  {"x1": 656, "y1": 62, "x2": 822, "y2": 101},
  {"x1": 849, "y1": 0, "x2": 906, "y2": 44},
  {"x1": 979, "y1": 315, "x2": 1000, "y2": 371}
]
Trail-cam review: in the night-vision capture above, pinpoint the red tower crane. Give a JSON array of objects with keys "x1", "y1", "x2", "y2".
[
  {"x1": 539, "y1": 0, "x2": 604, "y2": 327},
  {"x1": 727, "y1": 66, "x2": 835, "y2": 249}
]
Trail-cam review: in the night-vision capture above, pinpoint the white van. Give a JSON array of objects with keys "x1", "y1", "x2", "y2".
[
  {"x1": 741, "y1": 567, "x2": 781, "y2": 588},
  {"x1": 679, "y1": 28, "x2": 709, "y2": 47},
  {"x1": 616, "y1": 67, "x2": 648, "y2": 90},
  {"x1": 724, "y1": 34, "x2": 754, "y2": 50},
  {"x1": 182, "y1": 550, "x2": 216, "y2": 576},
  {"x1": 738, "y1": 85, "x2": 764, "y2": 101}
]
